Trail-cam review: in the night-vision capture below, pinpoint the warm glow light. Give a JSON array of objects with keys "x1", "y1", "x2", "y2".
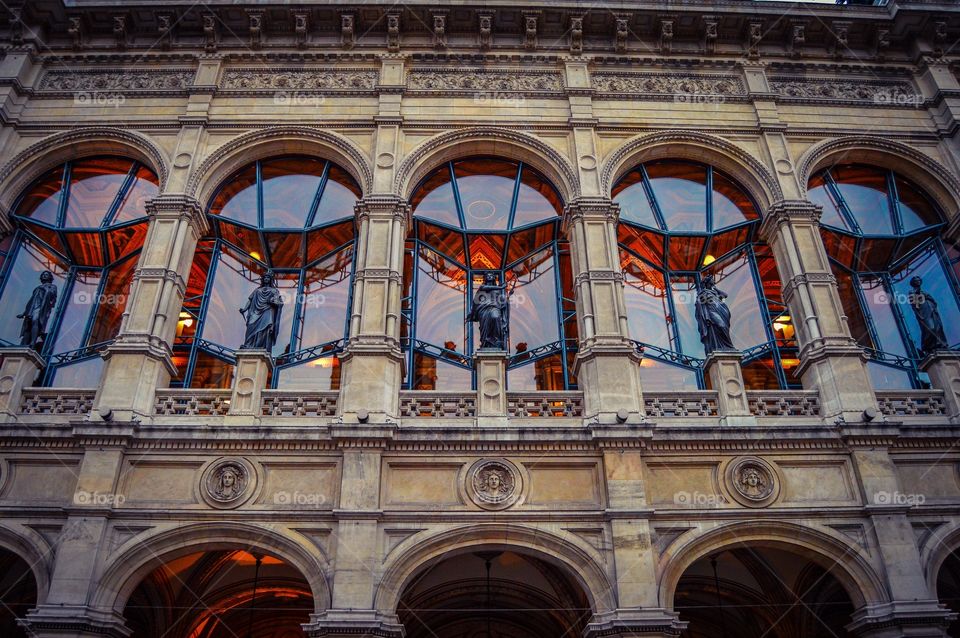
[
  {"x1": 176, "y1": 311, "x2": 194, "y2": 336},
  {"x1": 250, "y1": 251, "x2": 262, "y2": 261},
  {"x1": 702, "y1": 254, "x2": 716, "y2": 266},
  {"x1": 780, "y1": 358, "x2": 800, "y2": 369},
  {"x1": 311, "y1": 357, "x2": 336, "y2": 368}
]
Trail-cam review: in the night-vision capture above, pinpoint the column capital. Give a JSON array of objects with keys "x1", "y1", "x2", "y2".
[
  {"x1": 563, "y1": 196, "x2": 620, "y2": 225},
  {"x1": 355, "y1": 194, "x2": 410, "y2": 224},
  {"x1": 847, "y1": 600, "x2": 955, "y2": 637},
  {"x1": 583, "y1": 609, "x2": 687, "y2": 638},
  {"x1": 759, "y1": 199, "x2": 822, "y2": 241},
  {"x1": 303, "y1": 610, "x2": 404, "y2": 638},
  {"x1": 21, "y1": 605, "x2": 131, "y2": 638},
  {"x1": 145, "y1": 193, "x2": 208, "y2": 236}
]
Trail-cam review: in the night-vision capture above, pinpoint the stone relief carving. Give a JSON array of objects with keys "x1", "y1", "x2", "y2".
[
  {"x1": 200, "y1": 458, "x2": 256, "y2": 509},
  {"x1": 221, "y1": 69, "x2": 378, "y2": 91},
  {"x1": 39, "y1": 70, "x2": 193, "y2": 92},
  {"x1": 407, "y1": 70, "x2": 562, "y2": 92},
  {"x1": 591, "y1": 73, "x2": 744, "y2": 96},
  {"x1": 726, "y1": 457, "x2": 779, "y2": 507},
  {"x1": 466, "y1": 459, "x2": 521, "y2": 510},
  {"x1": 770, "y1": 77, "x2": 918, "y2": 103}
]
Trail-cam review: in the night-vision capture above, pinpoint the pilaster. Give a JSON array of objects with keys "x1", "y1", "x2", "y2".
[
  {"x1": 475, "y1": 349, "x2": 507, "y2": 420},
  {"x1": 227, "y1": 349, "x2": 272, "y2": 419},
  {"x1": 920, "y1": 351, "x2": 960, "y2": 420},
  {"x1": 565, "y1": 197, "x2": 645, "y2": 423},
  {"x1": 704, "y1": 350, "x2": 755, "y2": 424},
  {"x1": 0, "y1": 347, "x2": 44, "y2": 423},
  {"x1": 92, "y1": 194, "x2": 208, "y2": 423},
  {"x1": 760, "y1": 199, "x2": 878, "y2": 421}
]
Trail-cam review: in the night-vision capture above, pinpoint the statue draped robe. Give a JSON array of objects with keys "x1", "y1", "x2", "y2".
[
  {"x1": 911, "y1": 287, "x2": 949, "y2": 356},
  {"x1": 240, "y1": 285, "x2": 283, "y2": 350},
  {"x1": 19, "y1": 282, "x2": 57, "y2": 349},
  {"x1": 695, "y1": 286, "x2": 734, "y2": 354},
  {"x1": 468, "y1": 283, "x2": 508, "y2": 350}
]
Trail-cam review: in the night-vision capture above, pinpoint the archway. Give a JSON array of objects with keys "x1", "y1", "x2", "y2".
[
  {"x1": 123, "y1": 549, "x2": 313, "y2": 638},
  {"x1": 397, "y1": 549, "x2": 592, "y2": 638},
  {"x1": 674, "y1": 546, "x2": 855, "y2": 638},
  {"x1": 0, "y1": 547, "x2": 38, "y2": 637},
  {"x1": 936, "y1": 547, "x2": 960, "y2": 636}
]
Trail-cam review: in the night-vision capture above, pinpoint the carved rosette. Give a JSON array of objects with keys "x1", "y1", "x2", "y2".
[
  {"x1": 465, "y1": 459, "x2": 522, "y2": 510},
  {"x1": 199, "y1": 457, "x2": 259, "y2": 509},
  {"x1": 725, "y1": 456, "x2": 779, "y2": 508}
]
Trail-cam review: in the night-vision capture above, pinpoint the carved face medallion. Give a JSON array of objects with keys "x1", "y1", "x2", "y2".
[
  {"x1": 726, "y1": 457, "x2": 779, "y2": 508},
  {"x1": 200, "y1": 458, "x2": 257, "y2": 509},
  {"x1": 466, "y1": 459, "x2": 521, "y2": 510}
]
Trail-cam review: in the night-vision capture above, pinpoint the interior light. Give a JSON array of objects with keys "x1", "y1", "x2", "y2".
[
  {"x1": 176, "y1": 311, "x2": 194, "y2": 335},
  {"x1": 250, "y1": 251, "x2": 262, "y2": 261},
  {"x1": 311, "y1": 357, "x2": 336, "y2": 368},
  {"x1": 780, "y1": 358, "x2": 800, "y2": 369},
  {"x1": 702, "y1": 254, "x2": 716, "y2": 266}
]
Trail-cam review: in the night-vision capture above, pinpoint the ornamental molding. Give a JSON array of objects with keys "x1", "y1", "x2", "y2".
[
  {"x1": 770, "y1": 76, "x2": 919, "y2": 105},
  {"x1": 37, "y1": 68, "x2": 194, "y2": 92},
  {"x1": 599, "y1": 130, "x2": 782, "y2": 205},
  {"x1": 220, "y1": 67, "x2": 378, "y2": 92},
  {"x1": 591, "y1": 72, "x2": 744, "y2": 97},
  {"x1": 407, "y1": 68, "x2": 563, "y2": 93}
]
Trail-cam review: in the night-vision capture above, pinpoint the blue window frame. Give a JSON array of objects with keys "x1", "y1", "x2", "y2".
[
  {"x1": 0, "y1": 157, "x2": 157, "y2": 386},
  {"x1": 174, "y1": 156, "x2": 359, "y2": 390},
  {"x1": 616, "y1": 160, "x2": 797, "y2": 390},
  {"x1": 402, "y1": 157, "x2": 577, "y2": 391},
  {"x1": 811, "y1": 164, "x2": 957, "y2": 388}
]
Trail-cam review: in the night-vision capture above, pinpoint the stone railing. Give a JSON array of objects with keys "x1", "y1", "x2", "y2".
[
  {"x1": 20, "y1": 388, "x2": 95, "y2": 415},
  {"x1": 399, "y1": 391, "x2": 477, "y2": 418},
  {"x1": 261, "y1": 390, "x2": 338, "y2": 417},
  {"x1": 876, "y1": 390, "x2": 946, "y2": 417},
  {"x1": 507, "y1": 392, "x2": 584, "y2": 418},
  {"x1": 747, "y1": 390, "x2": 822, "y2": 417},
  {"x1": 644, "y1": 392, "x2": 720, "y2": 417},
  {"x1": 154, "y1": 389, "x2": 230, "y2": 416}
]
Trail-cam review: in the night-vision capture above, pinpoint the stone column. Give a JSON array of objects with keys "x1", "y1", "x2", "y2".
[
  {"x1": 92, "y1": 195, "x2": 208, "y2": 423},
  {"x1": 227, "y1": 349, "x2": 272, "y2": 419},
  {"x1": 337, "y1": 196, "x2": 408, "y2": 423},
  {"x1": 920, "y1": 351, "x2": 960, "y2": 420},
  {"x1": 704, "y1": 350, "x2": 755, "y2": 425},
  {"x1": 0, "y1": 347, "x2": 44, "y2": 423},
  {"x1": 475, "y1": 350, "x2": 507, "y2": 421},
  {"x1": 566, "y1": 197, "x2": 645, "y2": 424},
  {"x1": 760, "y1": 200, "x2": 878, "y2": 422}
]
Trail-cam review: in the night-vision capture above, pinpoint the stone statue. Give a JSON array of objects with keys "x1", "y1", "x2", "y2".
[
  {"x1": 17, "y1": 270, "x2": 57, "y2": 351},
  {"x1": 467, "y1": 272, "x2": 508, "y2": 350},
  {"x1": 695, "y1": 273, "x2": 735, "y2": 354},
  {"x1": 240, "y1": 271, "x2": 283, "y2": 351},
  {"x1": 909, "y1": 276, "x2": 949, "y2": 356}
]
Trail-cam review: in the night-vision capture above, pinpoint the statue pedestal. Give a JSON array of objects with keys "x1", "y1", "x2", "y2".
[
  {"x1": 704, "y1": 350, "x2": 755, "y2": 425},
  {"x1": 0, "y1": 347, "x2": 44, "y2": 423},
  {"x1": 475, "y1": 350, "x2": 507, "y2": 420},
  {"x1": 227, "y1": 349, "x2": 273, "y2": 418},
  {"x1": 920, "y1": 350, "x2": 960, "y2": 420}
]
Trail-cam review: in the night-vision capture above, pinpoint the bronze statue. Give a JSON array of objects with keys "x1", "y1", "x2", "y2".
[
  {"x1": 909, "y1": 276, "x2": 949, "y2": 356},
  {"x1": 467, "y1": 272, "x2": 508, "y2": 350},
  {"x1": 695, "y1": 273, "x2": 735, "y2": 354},
  {"x1": 240, "y1": 271, "x2": 283, "y2": 351},
  {"x1": 17, "y1": 270, "x2": 57, "y2": 351}
]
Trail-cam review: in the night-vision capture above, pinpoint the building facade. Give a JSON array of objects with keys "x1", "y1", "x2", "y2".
[{"x1": 0, "y1": 1, "x2": 959, "y2": 636}]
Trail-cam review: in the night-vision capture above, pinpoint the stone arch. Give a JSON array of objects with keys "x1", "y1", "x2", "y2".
[
  {"x1": 92, "y1": 522, "x2": 331, "y2": 615},
  {"x1": 187, "y1": 126, "x2": 373, "y2": 208},
  {"x1": 797, "y1": 135, "x2": 960, "y2": 220},
  {"x1": 0, "y1": 127, "x2": 170, "y2": 219},
  {"x1": 659, "y1": 521, "x2": 887, "y2": 610},
  {"x1": 0, "y1": 523, "x2": 52, "y2": 604},
  {"x1": 600, "y1": 130, "x2": 783, "y2": 211},
  {"x1": 394, "y1": 127, "x2": 580, "y2": 203},
  {"x1": 375, "y1": 523, "x2": 614, "y2": 615},
  {"x1": 921, "y1": 521, "x2": 960, "y2": 597}
]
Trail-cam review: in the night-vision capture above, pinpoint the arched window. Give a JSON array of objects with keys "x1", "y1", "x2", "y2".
[
  {"x1": 0, "y1": 157, "x2": 158, "y2": 386},
  {"x1": 175, "y1": 156, "x2": 359, "y2": 389},
  {"x1": 810, "y1": 164, "x2": 958, "y2": 388},
  {"x1": 403, "y1": 157, "x2": 576, "y2": 391},
  {"x1": 616, "y1": 160, "x2": 795, "y2": 390}
]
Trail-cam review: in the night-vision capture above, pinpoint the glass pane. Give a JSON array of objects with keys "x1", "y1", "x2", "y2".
[
  {"x1": 867, "y1": 361, "x2": 913, "y2": 390},
  {"x1": 200, "y1": 248, "x2": 262, "y2": 350},
  {"x1": 112, "y1": 166, "x2": 158, "y2": 224},
  {"x1": 312, "y1": 165, "x2": 360, "y2": 227},
  {"x1": 184, "y1": 240, "x2": 214, "y2": 304},
  {"x1": 857, "y1": 238, "x2": 897, "y2": 272},
  {"x1": 22, "y1": 221, "x2": 67, "y2": 257},
  {"x1": 299, "y1": 246, "x2": 352, "y2": 348},
  {"x1": 891, "y1": 248, "x2": 960, "y2": 351},
  {"x1": 508, "y1": 354, "x2": 565, "y2": 391},
  {"x1": 455, "y1": 159, "x2": 516, "y2": 231},
  {"x1": 622, "y1": 255, "x2": 671, "y2": 350},
  {"x1": 638, "y1": 358, "x2": 699, "y2": 390},
  {"x1": 666, "y1": 235, "x2": 706, "y2": 271},
  {"x1": 834, "y1": 266, "x2": 872, "y2": 348},
  {"x1": 52, "y1": 270, "x2": 100, "y2": 355},
  {"x1": 741, "y1": 355, "x2": 781, "y2": 390},
  {"x1": 418, "y1": 223, "x2": 465, "y2": 264},
  {"x1": 88, "y1": 255, "x2": 137, "y2": 345},
  {"x1": 670, "y1": 275, "x2": 703, "y2": 358},
  {"x1": 711, "y1": 170, "x2": 758, "y2": 230},
  {"x1": 415, "y1": 247, "x2": 467, "y2": 352},
  {"x1": 513, "y1": 166, "x2": 561, "y2": 227},
  {"x1": 613, "y1": 170, "x2": 659, "y2": 229},
  {"x1": 0, "y1": 240, "x2": 68, "y2": 347},
  {"x1": 210, "y1": 164, "x2": 258, "y2": 226},
  {"x1": 16, "y1": 165, "x2": 64, "y2": 225},
  {"x1": 412, "y1": 354, "x2": 471, "y2": 390},
  {"x1": 64, "y1": 231, "x2": 104, "y2": 267},
  {"x1": 507, "y1": 247, "x2": 559, "y2": 353},
  {"x1": 217, "y1": 221, "x2": 265, "y2": 261},
  {"x1": 705, "y1": 252, "x2": 767, "y2": 350},
  {"x1": 646, "y1": 161, "x2": 708, "y2": 232},
  {"x1": 50, "y1": 357, "x2": 103, "y2": 388},
  {"x1": 276, "y1": 356, "x2": 341, "y2": 391},
  {"x1": 895, "y1": 175, "x2": 940, "y2": 233},
  {"x1": 64, "y1": 158, "x2": 133, "y2": 228},
  {"x1": 306, "y1": 221, "x2": 354, "y2": 265},
  {"x1": 265, "y1": 232, "x2": 304, "y2": 269},
  {"x1": 807, "y1": 174, "x2": 847, "y2": 230},
  {"x1": 105, "y1": 222, "x2": 147, "y2": 264},
  {"x1": 618, "y1": 224, "x2": 665, "y2": 267},
  {"x1": 832, "y1": 165, "x2": 894, "y2": 235},
  {"x1": 189, "y1": 351, "x2": 234, "y2": 389},
  {"x1": 821, "y1": 229, "x2": 857, "y2": 269},
  {"x1": 261, "y1": 157, "x2": 325, "y2": 228},
  {"x1": 705, "y1": 226, "x2": 749, "y2": 264},
  {"x1": 506, "y1": 224, "x2": 553, "y2": 265},
  {"x1": 468, "y1": 234, "x2": 505, "y2": 270},
  {"x1": 860, "y1": 275, "x2": 909, "y2": 357},
  {"x1": 411, "y1": 165, "x2": 459, "y2": 228}
]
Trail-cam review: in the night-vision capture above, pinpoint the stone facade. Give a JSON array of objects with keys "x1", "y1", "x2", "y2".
[{"x1": 0, "y1": 1, "x2": 958, "y2": 637}]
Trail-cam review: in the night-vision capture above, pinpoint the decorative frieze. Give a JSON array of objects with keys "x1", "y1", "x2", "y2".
[
  {"x1": 38, "y1": 69, "x2": 194, "y2": 92},
  {"x1": 770, "y1": 76, "x2": 920, "y2": 105},
  {"x1": 406, "y1": 69, "x2": 563, "y2": 93},
  {"x1": 221, "y1": 68, "x2": 378, "y2": 91},
  {"x1": 591, "y1": 72, "x2": 744, "y2": 97}
]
